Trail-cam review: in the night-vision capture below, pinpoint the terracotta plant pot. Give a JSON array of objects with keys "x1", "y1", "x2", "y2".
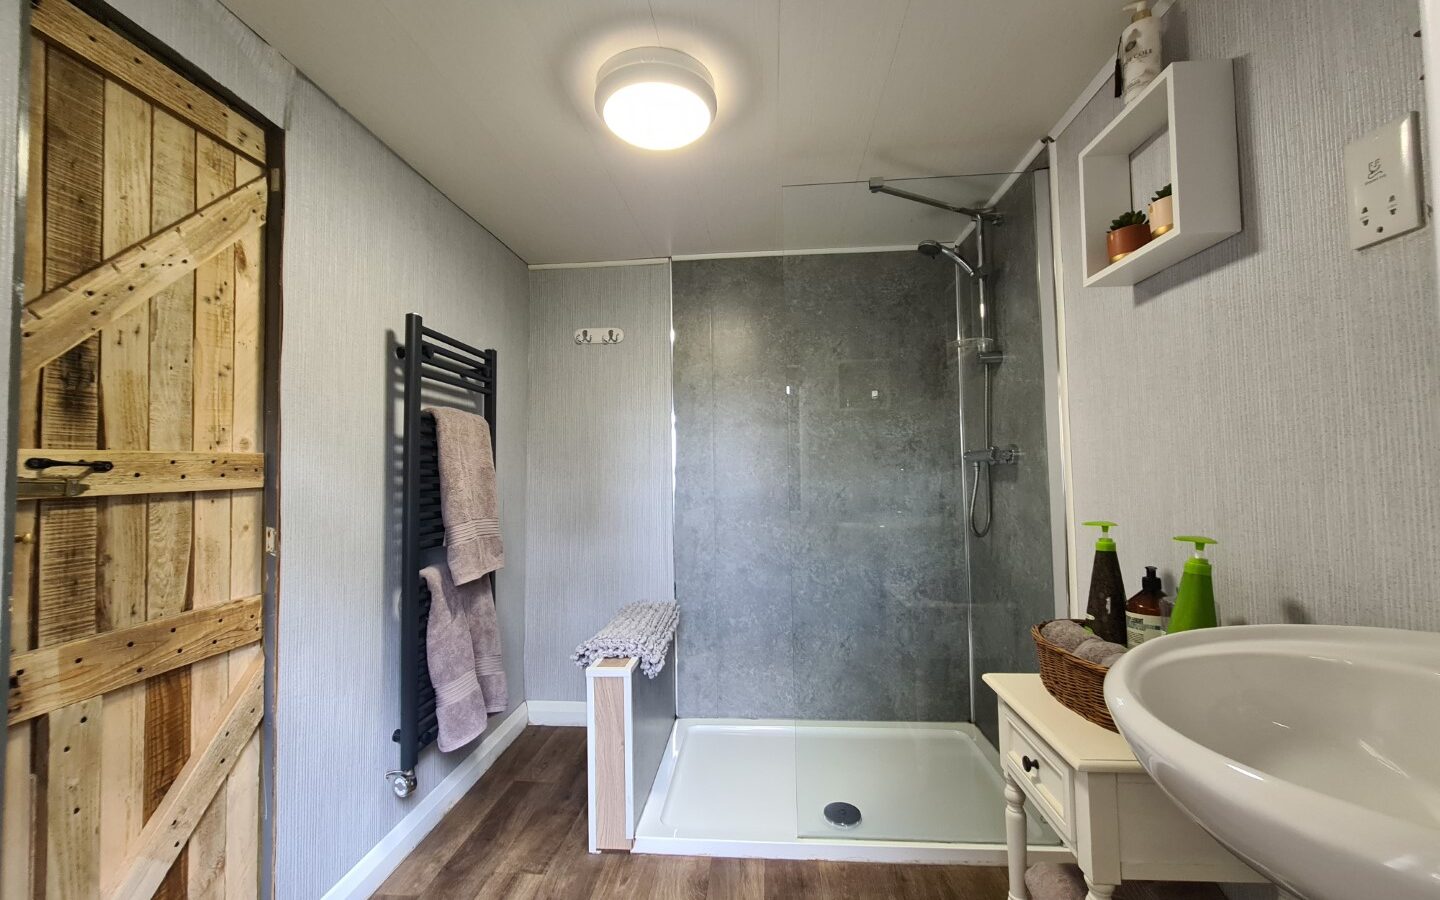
[
  {"x1": 1106, "y1": 223, "x2": 1152, "y2": 262},
  {"x1": 1149, "y1": 195, "x2": 1174, "y2": 237}
]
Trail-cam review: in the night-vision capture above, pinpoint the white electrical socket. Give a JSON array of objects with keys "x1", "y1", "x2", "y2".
[{"x1": 1345, "y1": 111, "x2": 1425, "y2": 250}]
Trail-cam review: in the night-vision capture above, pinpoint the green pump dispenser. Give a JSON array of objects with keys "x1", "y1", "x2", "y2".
[
  {"x1": 1081, "y1": 521, "x2": 1127, "y2": 644},
  {"x1": 1167, "y1": 536, "x2": 1219, "y2": 633}
]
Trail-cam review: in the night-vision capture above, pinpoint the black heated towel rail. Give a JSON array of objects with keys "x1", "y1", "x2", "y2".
[{"x1": 386, "y1": 313, "x2": 496, "y2": 798}]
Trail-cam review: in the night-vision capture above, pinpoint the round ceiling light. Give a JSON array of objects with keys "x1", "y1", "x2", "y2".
[{"x1": 595, "y1": 47, "x2": 716, "y2": 151}]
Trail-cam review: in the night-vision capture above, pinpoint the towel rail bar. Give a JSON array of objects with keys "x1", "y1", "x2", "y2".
[
  {"x1": 415, "y1": 367, "x2": 491, "y2": 396},
  {"x1": 420, "y1": 325, "x2": 489, "y2": 359},
  {"x1": 421, "y1": 342, "x2": 495, "y2": 374},
  {"x1": 387, "y1": 312, "x2": 497, "y2": 799},
  {"x1": 419, "y1": 353, "x2": 493, "y2": 383}
]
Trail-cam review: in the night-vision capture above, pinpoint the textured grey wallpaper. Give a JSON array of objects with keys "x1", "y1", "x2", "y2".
[
  {"x1": 960, "y1": 172, "x2": 1059, "y2": 747},
  {"x1": 525, "y1": 263, "x2": 675, "y2": 702},
  {"x1": 274, "y1": 79, "x2": 532, "y2": 900},
  {"x1": 1056, "y1": 0, "x2": 1439, "y2": 641},
  {"x1": 672, "y1": 253, "x2": 969, "y2": 721},
  {"x1": 97, "y1": 3, "x2": 534, "y2": 897},
  {"x1": 1055, "y1": 4, "x2": 1439, "y2": 899}
]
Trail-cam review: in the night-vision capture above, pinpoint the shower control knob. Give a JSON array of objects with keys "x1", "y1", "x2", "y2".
[{"x1": 1022, "y1": 755, "x2": 1039, "y2": 773}]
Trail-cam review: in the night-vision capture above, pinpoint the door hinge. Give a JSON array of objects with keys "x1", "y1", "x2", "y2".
[
  {"x1": 264, "y1": 526, "x2": 278, "y2": 556},
  {"x1": 268, "y1": 167, "x2": 282, "y2": 193}
]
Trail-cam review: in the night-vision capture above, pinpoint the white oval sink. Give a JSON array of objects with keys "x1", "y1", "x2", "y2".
[{"x1": 1105, "y1": 625, "x2": 1440, "y2": 900}]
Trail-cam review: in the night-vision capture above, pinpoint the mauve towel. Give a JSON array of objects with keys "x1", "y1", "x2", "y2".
[
  {"x1": 425, "y1": 407, "x2": 503, "y2": 585},
  {"x1": 1027, "y1": 863, "x2": 1226, "y2": 899},
  {"x1": 421, "y1": 564, "x2": 508, "y2": 752},
  {"x1": 1073, "y1": 636, "x2": 1128, "y2": 667},
  {"x1": 1041, "y1": 619, "x2": 1090, "y2": 651},
  {"x1": 1025, "y1": 863, "x2": 1088, "y2": 899}
]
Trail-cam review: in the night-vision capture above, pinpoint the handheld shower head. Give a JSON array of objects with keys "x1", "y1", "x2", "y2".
[{"x1": 916, "y1": 240, "x2": 977, "y2": 278}]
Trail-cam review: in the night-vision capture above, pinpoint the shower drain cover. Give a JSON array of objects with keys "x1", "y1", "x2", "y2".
[{"x1": 823, "y1": 801, "x2": 862, "y2": 829}]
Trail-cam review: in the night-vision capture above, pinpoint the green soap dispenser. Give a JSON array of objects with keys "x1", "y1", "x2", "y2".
[
  {"x1": 1167, "y1": 536, "x2": 1219, "y2": 633},
  {"x1": 1082, "y1": 521, "x2": 1127, "y2": 644}
]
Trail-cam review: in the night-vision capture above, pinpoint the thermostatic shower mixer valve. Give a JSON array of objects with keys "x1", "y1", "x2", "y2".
[{"x1": 964, "y1": 444, "x2": 1023, "y2": 466}]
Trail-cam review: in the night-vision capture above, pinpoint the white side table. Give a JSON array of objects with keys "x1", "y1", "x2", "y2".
[{"x1": 983, "y1": 674, "x2": 1267, "y2": 900}]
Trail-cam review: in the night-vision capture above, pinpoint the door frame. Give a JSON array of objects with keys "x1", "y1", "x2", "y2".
[
  {"x1": 1, "y1": 0, "x2": 286, "y2": 893},
  {"x1": 1424, "y1": 0, "x2": 1440, "y2": 312}
]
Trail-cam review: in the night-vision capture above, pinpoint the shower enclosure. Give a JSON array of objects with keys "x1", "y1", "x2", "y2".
[{"x1": 654, "y1": 171, "x2": 1065, "y2": 857}]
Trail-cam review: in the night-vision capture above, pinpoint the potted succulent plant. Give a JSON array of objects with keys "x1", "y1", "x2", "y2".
[
  {"x1": 1149, "y1": 183, "x2": 1174, "y2": 237},
  {"x1": 1107, "y1": 210, "x2": 1151, "y2": 262}
]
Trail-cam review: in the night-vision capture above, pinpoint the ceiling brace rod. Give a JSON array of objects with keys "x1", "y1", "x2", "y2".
[{"x1": 867, "y1": 177, "x2": 1002, "y2": 222}]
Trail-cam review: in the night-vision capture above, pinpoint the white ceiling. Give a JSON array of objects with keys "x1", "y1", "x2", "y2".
[{"x1": 221, "y1": 0, "x2": 1121, "y2": 264}]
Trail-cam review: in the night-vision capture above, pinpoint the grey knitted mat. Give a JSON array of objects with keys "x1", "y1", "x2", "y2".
[{"x1": 572, "y1": 602, "x2": 679, "y2": 678}]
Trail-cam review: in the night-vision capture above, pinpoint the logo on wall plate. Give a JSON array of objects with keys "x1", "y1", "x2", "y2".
[{"x1": 575, "y1": 327, "x2": 624, "y2": 345}]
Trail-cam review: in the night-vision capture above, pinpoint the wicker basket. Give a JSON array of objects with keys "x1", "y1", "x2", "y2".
[{"x1": 1032, "y1": 620, "x2": 1117, "y2": 732}]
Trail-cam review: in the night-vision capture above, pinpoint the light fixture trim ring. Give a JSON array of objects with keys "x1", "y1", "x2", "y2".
[{"x1": 595, "y1": 46, "x2": 717, "y2": 149}]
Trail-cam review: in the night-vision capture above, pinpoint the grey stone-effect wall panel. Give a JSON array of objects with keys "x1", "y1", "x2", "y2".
[
  {"x1": 673, "y1": 252, "x2": 969, "y2": 722},
  {"x1": 958, "y1": 173, "x2": 1059, "y2": 747}
]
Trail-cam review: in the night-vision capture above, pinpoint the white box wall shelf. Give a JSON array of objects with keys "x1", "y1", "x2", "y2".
[{"x1": 1079, "y1": 61, "x2": 1240, "y2": 288}]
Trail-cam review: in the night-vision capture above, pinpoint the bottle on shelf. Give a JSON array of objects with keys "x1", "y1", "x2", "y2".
[
  {"x1": 1167, "y1": 536, "x2": 1219, "y2": 633},
  {"x1": 1125, "y1": 565, "x2": 1167, "y2": 647}
]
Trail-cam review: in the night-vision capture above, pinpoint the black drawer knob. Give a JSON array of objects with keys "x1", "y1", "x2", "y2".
[{"x1": 1022, "y1": 755, "x2": 1039, "y2": 773}]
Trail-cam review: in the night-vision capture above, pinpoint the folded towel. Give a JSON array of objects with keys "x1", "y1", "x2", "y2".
[
  {"x1": 422, "y1": 564, "x2": 508, "y2": 751},
  {"x1": 426, "y1": 407, "x2": 503, "y2": 585},
  {"x1": 572, "y1": 602, "x2": 679, "y2": 678},
  {"x1": 1028, "y1": 864, "x2": 1229, "y2": 900},
  {"x1": 1041, "y1": 619, "x2": 1090, "y2": 651},
  {"x1": 1026, "y1": 864, "x2": 1226, "y2": 899},
  {"x1": 1025, "y1": 862, "x2": 1088, "y2": 899},
  {"x1": 1073, "y1": 636, "x2": 1128, "y2": 666}
]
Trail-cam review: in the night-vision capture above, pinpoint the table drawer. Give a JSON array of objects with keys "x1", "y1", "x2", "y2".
[{"x1": 1000, "y1": 709, "x2": 1073, "y2": 840}]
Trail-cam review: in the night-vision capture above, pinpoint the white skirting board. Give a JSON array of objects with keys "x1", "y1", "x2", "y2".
[
  {"x1": 527, "y1": 699, "x2": 587, "y2": 726},
  {"x1": 319, "y1": 703, "x2": 529, "y2": 899}
]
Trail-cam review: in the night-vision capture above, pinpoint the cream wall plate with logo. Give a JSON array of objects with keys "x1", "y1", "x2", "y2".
[{"x1": 1345, "y1": 111, "x2": 1425, "y2": 250}]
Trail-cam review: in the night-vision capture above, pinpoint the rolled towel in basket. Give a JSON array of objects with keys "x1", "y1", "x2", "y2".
[
  {"x1": 1041, "y1": 619, "x2": 1091, "y2": 651},
  {"x1": 1073, "y1": 636, "x2": 1128, "y2": 667},
  {"x1": 572, "y1": 602, "x2": 679, "y2": 678}
]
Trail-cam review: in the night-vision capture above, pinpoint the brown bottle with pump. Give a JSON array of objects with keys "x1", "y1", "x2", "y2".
[{"x1": 1125, "y1": 566, "x2": 1167, "y2": 647}]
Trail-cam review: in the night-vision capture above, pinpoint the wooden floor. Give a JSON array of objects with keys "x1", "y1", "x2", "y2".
[{"x1": 374, "y1": 725, "x2": 1012, "y2": 899}]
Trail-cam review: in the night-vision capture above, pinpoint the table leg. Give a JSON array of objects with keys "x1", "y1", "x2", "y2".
[
  {"x1": 1004, "y1": 770, "x2": 1029, "y2": 900},
  {"x1": 1084, "y1": 877, "x2": 1116, "y2": 900}
]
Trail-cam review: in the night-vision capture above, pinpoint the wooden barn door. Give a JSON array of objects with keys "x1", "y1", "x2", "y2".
[{"x1": 4, "y1": 1, "x2": 272, "y2": 897}]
